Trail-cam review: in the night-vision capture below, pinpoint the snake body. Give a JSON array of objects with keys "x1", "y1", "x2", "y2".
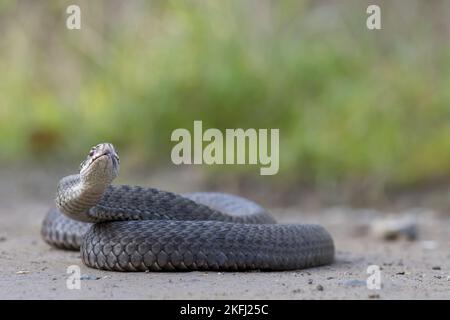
[{"x1": 41, "y1": 143, "x2": 334, "y2": 271}]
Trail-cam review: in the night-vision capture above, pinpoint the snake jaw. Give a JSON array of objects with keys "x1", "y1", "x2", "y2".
[{"x1": 80, "y1": 143, "x2": 120, "y2": 189}]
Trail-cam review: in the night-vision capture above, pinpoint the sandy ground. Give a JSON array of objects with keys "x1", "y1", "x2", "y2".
[{"x1": 1, "y1": 166, "x2": 449, "y2": 300}]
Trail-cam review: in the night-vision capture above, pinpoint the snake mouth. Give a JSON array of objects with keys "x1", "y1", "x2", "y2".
[
  {"x1": 91, "y1": 152, "x2": 113, "y2": 164},
  {"x1": 83, "y1": 153, "x2": 110, "y2": 169},
  {"x1": 80, "y1": 143, "x2": 120, "y2": 174},
  {"x1": 91, "y1": 143, "x2": 119, "y2": 164},
  {"x1": 91, "y1": 152, "x2": 120, "y2": 170},
  {"x1": 91, "y1": 153, "x2": 107, "y2": 163}
]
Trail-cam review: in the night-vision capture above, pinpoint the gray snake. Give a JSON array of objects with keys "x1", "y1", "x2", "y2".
[{"x1": 41, "y1": 143, "x2": 334, "y2": 271}]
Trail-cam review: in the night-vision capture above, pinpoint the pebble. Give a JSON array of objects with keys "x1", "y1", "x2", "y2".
[
  {"x1": 80, "y1": 274, "x2": 101, "y2": 280},
  {"x1": 307, "y1": 279, "x2": 313, "y2": 285},
  {"x1": 316, "y1": 285, "x2": 324, "y2": 291},
  {"x1": 16, "y1": 270, "x2": 30, "y2": 274},
  {"x1": 432, "y1": 266, "x2": 441, "y2": 270},
  {"x1": 370, "y1": 215, "x2": 418, "y2": 241},
  {"x1": 368, "y1": 294, "x2": 380, "y2": 299}
]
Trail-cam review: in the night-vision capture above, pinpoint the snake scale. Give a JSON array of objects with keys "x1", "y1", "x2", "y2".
[{"x1": 41, "y1": 143, "x2": 334, "y2": 271}]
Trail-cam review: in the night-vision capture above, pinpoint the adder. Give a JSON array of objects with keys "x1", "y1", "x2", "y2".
[{"x1": 41, "y1": 143, "x2": 334, "y2": 271}]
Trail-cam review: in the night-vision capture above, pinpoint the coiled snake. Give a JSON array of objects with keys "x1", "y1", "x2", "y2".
[{"x1": 41, "y1": 143, "x2": 334, "y2": 271}]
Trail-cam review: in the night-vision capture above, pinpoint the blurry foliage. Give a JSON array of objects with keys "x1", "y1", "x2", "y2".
[{"x1": 0, "y1": 0, "x2": 450, "y2": 188}]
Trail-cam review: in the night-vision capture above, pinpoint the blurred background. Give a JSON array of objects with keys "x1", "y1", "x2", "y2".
[{"x1": 1, "y1": 0, "x2": 449, "y2": 209}]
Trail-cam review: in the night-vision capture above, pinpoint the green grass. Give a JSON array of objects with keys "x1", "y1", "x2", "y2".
[{"x1": 1, "y1": 0, "x2": 450, "y2": 188}]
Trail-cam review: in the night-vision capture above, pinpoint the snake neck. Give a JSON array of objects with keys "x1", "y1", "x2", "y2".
[{"x1": 55, "y1": 174, "x2": 109, "y2": 222}]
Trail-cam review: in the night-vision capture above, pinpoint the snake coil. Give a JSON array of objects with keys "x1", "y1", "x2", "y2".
[{"x1": 41, "y1": 143, "x2": 334, "y2": 271}]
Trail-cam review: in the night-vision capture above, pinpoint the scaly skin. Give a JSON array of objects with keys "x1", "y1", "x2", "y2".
[{"x1": 41, "y1": 143, "x2": 335, "y2": 271}]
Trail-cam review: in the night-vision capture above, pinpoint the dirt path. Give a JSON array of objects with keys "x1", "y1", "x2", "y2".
[{"x1": 1, "y1": 167, "x2": 449, "y2": 299}]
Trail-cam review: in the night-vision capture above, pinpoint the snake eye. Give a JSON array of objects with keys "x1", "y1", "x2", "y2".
[{"x1": 89, "y1": 149, "x2": 95, "y2": 157}]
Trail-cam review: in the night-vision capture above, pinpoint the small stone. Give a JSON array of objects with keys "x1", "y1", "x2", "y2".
[
  {"x1": 368, "y1": 294, "x2": 380, "y2": 299},
  {"x1": 307, "y1": 279, "x2": 313, "y2": 285},
  {"x1": 0, "y1": 236, "x2": 7, "y2": 242},
  {"x1": 327, "y1": 277, "x2": 334, "y2": 280},
  {"x1": 396, "y1": 271, "x2": 405, "y2": 275},
  {"x1": 371, "y1": 215, "x2": 418, "y2": 241},
  {"x1": 292, "y1": 289, "x2": 301, "y2": 294},
  {"x1": 316, "y1": 285, "x2": 324, "y2": 291},
  {"x1": 16, "y1": 270, "x2": 30, "y2": 274},
  {"x1": 80, "y1": 274, "x2": 101, "y2": 280},
  {"x1": 432, "y1": 266, "x2": 441, "y2": 270}
]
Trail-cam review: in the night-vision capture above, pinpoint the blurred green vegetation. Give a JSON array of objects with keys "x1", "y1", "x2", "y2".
[{"x1": 1, "y1": 0, "x2": 450, "y2": 189}]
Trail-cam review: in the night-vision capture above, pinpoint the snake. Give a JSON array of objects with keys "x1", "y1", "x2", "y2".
[{"x1": 41, "y1": 143, "x2": 334, "y2": 271}]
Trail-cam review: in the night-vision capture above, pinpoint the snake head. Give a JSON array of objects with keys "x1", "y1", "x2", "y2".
[{"x1": 79, "y1": 143, "x2": 120, "y2": 187}]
